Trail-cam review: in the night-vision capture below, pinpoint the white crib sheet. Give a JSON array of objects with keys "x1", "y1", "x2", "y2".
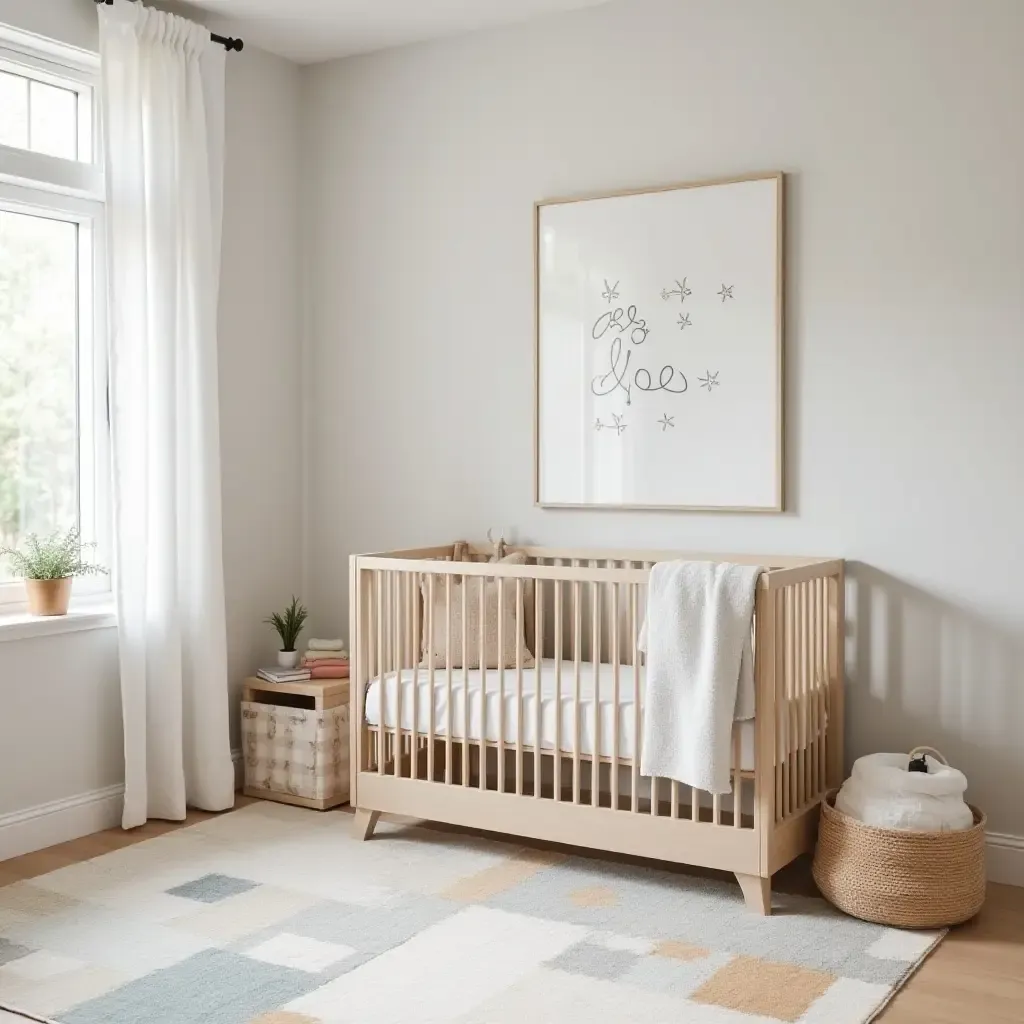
[{"x1": 363, "y1": 658, "x2": 756, "y2": 771}]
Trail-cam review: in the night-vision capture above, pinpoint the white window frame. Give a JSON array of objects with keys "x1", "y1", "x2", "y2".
[{"x1": 0, "y1": 25, "x2": 109, "y2": 610}]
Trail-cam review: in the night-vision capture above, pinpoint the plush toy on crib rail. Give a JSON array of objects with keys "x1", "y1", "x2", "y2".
[{"x1": 835, "y1": 746, "x2": 973, "y2": 831}]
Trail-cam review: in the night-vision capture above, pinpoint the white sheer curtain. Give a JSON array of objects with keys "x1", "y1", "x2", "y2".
[{"x1": 99, "y1": 0, "x2": 234, "y2": 828}]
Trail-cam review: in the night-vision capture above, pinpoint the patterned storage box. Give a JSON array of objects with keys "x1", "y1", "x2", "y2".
[{"x1": 242, "y1": 700, "x2": 349, "y2": 808}]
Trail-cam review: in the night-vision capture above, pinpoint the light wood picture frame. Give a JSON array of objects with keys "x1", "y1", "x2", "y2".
[{"x1": 534, "y1": 173, "x2": 785, "y2": 512}]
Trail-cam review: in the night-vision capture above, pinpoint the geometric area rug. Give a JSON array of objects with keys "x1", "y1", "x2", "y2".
[{"x1": 0, "y1": 802, "x2": 944, "y2": 1023}]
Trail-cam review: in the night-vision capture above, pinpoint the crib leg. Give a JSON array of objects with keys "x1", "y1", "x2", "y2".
[
  {"x1": 353, "y1": 808, "x2": 381, "y2": 841},
  {"x1": 735, "y1": 873, "x2": 772, "y2": 915}
]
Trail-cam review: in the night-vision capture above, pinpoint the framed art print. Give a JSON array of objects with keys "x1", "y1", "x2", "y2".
[{"x1": 534, "y1": 173, "x2": 784, "y2": 511}]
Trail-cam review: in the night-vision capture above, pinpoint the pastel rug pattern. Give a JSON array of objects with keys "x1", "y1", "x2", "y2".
[{"x1": 0, "y1": 803, "x2": 942, "y2": 1023}]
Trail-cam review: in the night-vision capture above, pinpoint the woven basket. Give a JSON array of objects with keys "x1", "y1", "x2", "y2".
[{"x1": 813, "y1": 789, "x2": 986, "y2": 928}]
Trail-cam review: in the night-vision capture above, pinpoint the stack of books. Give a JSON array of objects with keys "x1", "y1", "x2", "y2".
[{"x1": 256, "y1": 666, "x2": 311, "y2": 684}]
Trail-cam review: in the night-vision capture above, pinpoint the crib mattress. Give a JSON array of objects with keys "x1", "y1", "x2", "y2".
[{"x1": 363, "y1": 658, "x2": 756, "y2": 771}]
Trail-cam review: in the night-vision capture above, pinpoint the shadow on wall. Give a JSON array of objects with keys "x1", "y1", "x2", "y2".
[{"x1": 845, "y1": 562, "x2": 1023, "y2": 836}]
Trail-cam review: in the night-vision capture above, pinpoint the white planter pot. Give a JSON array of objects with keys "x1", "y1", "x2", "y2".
[{"x1": 277, "y1": 650, "x2": 300, "y2": 669}]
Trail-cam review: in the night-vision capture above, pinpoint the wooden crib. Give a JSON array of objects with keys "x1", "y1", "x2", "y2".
[{"x1": 348, "y1": 544, "x2": 844, "y2": 914}]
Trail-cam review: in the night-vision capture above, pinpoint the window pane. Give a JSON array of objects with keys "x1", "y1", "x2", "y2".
[
  {"x1": 0, "y1": 210, "x2": 79, "y2": 582},
  {"x1": 29, "y1": 80, "x2": 78, "y2": 160},
  {"x1": 0, "y1": 71, "x2": 28, "y2": 149}
]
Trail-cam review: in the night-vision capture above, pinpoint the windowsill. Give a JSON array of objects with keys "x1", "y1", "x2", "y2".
[{"x1": 0, "y1": 599, "x2": 117, "y2": 643}]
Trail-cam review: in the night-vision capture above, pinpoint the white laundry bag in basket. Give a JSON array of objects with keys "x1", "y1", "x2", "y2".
[{"x1": 835, "y1": 746, "x2": 973, "y2": 831}]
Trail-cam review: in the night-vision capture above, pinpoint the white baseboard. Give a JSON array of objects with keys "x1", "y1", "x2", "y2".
[
  {"x1": 1, "y1": 772, "x2": 1021, "y2": 888},
  {"x1": 0, "y1": 785, "x2": 124, "y2": 861},
  {"x1": 0, "y1": 749, "x2": 245, "y2": 863},
  {"x1": 987, "y1": 831, "x2": 1024, "y2": 887}
]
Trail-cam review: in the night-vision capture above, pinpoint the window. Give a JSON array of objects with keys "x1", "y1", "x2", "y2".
[
  {"x1": 0, "y1": 69, "x2": 89, "y2": 161},
  {"x1": 0, "y1": 27, "x2": 108, "y2": 606}
]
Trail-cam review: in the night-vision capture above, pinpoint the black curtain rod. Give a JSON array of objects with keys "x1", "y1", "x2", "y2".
[{"x1": 93, "y1": 0, "x2": 244, "y2": 52}]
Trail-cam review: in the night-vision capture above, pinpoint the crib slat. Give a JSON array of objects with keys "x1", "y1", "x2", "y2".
[
  {"x1": 516, "y1": 578, "x2": 525, "y2": 796},
  {"x1": 535, "y1": 576, "x2": 544, "y2": 799},
  {"x1": 591, "y1": 574, "x2": 600, "y2": 808},
  {"x1": 611, "y1": 581, "x2": 620, "y2": 811},
  {"x1": 445, "y1": 574, "x2": 453, "y2": 785},
  {"x1": 713, "y1": 792, "x2": 721, "y2": 826},
  {"x1": 498, "y1": 575, "x2": 506, "y2": 793},
  {"x1": 794, "y1": 585, "x2": 802, "y2": 806},
  {"x1": 809, "y1": 580, "x2": 816, "y2": 804},
  {"x1": 815, "y1": 578, "x2": 822, "y2": 796},
  {"x1": 649, "y1": 572, "x2": 658, "y2": 815},
  {"x1": 411, "y1": 573, "x2": 419, "y2": 781},
  {"x1": 787, "y1": 585, "x2": 796, "y2": 817},
  {"x1": 479, "y1": 575, "x2": 486, "y2": 792},
  {"x1": 461, "y1": 575, "x2": 470, "y2": 786},
  {"x1": 376, "y1": 570, "x2": 384, "y2": 773},
  {"x1": 630, "y1": 582, "x2": 639, "y2": 814},
  {"x1": 793, "y1": 585, "x2": 801, "y2": 813},
  {"x1": 783, "y1": 585, "x2": 791, "y2": 817},
  {"x1": 781, "y1": 585, "x2": 789, "y2": 818},
  {"x1": 813, "y1": 576, "x2": 822, "y2": 800},
  {"x1": 803, "y1": 581, "x2": 811, "y2": 806},
  {"x1": 573, "y1": 577, "x2": 581, "y2": 805},
  {"x1": 691, "y1": 783, "x2": 699, "y2": 824},
  {"x1": 775, "y1": 589, "x2": 784, "y2": 821},
  {"x1": 555, "y1": 577, "x2": 564, "y2": 802},
  {"x1": 733, "y1": 727, "x2": 742, "y2": 827},
  {"x1": 804, "y1": 581, "x2": 811, "y2": 806},
  {"x1": 393, "y1": 571, "x2": 402, "y2": 779},
  {"x1": 818, "y1": 575, "x2": 827, "y2": 796},
  {"x1": 427, "y1": 574, "x2": 435, "y2": 782}
]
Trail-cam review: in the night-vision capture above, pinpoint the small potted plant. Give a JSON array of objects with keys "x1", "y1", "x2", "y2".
[
  {"x1": 0, "y1": 527, "x2": 107, "y2": 616},
  {"x1": 265, "y1": 596, "x2": 308, "y2": 668}
]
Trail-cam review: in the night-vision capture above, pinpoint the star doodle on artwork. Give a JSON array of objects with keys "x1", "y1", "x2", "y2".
[
  {"x1": 595, "y1": 413, "x2": 627, "y2": 435},
  {"x1": 661, "y1": 278, "x2": 692, "y2": 303},
  {"x1": 718, "y1": 283, "x2": 735, "y2": 303},
  {"x1": 657, "y1": 413, "x2": 675, "y2": 431},
  {"x1": 698, "y1": 370, "x2": 720, "y2": 392},
  {"x1": 601, "y1": 279, "x2": 620, "y2": 304},
  {"x1": 677, "y1": 313, "x2": 692, "y2": 330}
]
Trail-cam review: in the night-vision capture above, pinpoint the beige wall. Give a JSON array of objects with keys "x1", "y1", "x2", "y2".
[
  {"x1": 0, "y1": 0, "x2": 96, "y2": 51},
  {"x1": 0, "y1": 0, "x2": 304, "y2": 817},
  {"x1": 302, "y1": 0, "x2": 1024, "y2": 838}
]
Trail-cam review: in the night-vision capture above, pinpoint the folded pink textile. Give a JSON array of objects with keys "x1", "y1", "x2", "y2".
[
  {"x1": 302, "y1": 657, "x2": 348, "y2": 668},
  {"x1": 309, "y1": 664, "x2": 349, "y2": 679}
]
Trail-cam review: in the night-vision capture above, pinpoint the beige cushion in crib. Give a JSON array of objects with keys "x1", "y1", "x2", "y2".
[{"x1": 420, "y1": 552, "x2": 536, "y2": 669}]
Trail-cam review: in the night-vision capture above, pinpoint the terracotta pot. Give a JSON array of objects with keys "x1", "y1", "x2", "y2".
[{"x1": 25, "y1": 577, "x2": 73, "y2": 616}]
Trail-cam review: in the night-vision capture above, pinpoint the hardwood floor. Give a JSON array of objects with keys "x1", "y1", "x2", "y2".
[{"x1": 0, "y1": 802, "x2": 1020, "y2": 1022}]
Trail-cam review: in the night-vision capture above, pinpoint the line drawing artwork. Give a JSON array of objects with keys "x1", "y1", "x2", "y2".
[
  {"x1": 657, "y1": 413, "x2": 675, "y2": 431},
  {"x1": 595, "y1": 413, "x2": 627, "y2": 435},
  {"x1": 593, "y1": 305, "x2": 649, "y2": 346},
  {"x1": 717, "y1": 284, "x2": 735, "y2": 303},
  {"x1": 592, "y1": 336, "x2": 688, "y2": 405},
  {"x1": 601, "y1": 279, "x2": 620, "y2": 304},
  {"x1": 661, "y1": 278, "x2": 692, "y2": 303},
  {"x1": 698, "y1": 370, "x2": 721, "y2": 392},
  {"x1": 677, "y1": 313, "x2": 692, "y2": 330}
]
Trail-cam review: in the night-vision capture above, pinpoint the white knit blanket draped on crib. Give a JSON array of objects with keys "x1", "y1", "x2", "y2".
[{"x1": 638, "y1": 561, "x2": 762, "y2": 795}]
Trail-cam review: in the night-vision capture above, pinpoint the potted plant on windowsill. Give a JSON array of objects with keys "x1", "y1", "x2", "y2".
[
  {"x1": 265, "y1": 596, "x2": 308, "y2": 669},
  {"x1": 0, "y1": 528, "x2": 107, "y2": 616}
]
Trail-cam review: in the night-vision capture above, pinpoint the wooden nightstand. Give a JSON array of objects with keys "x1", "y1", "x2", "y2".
[{"x1": 241, "y1": 676, "x2": 350, "y2": 810}]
